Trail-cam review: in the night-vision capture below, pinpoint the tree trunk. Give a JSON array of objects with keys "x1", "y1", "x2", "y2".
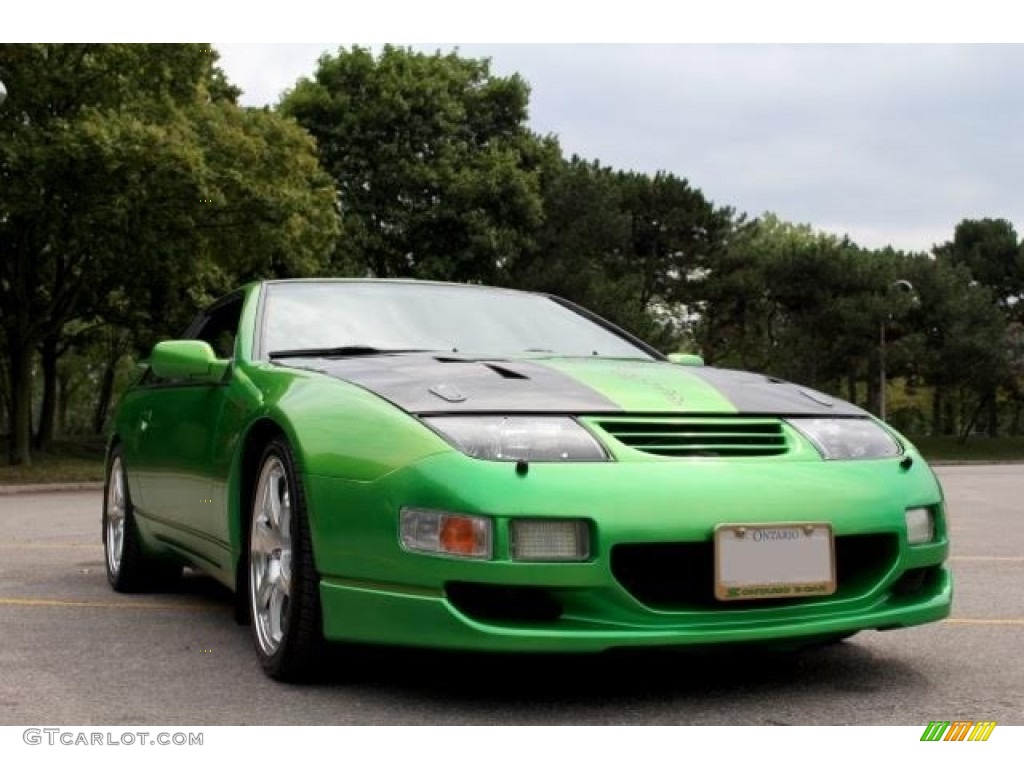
[
  {"x1": 959, "y1": 395, "x2": 989, "y2": 444},
  {"x1": 943, "y1": 397, "x2": 956, "y2": 436},
  {"x1": 985, "y1": 387, "x2": 999, "y2": 437},
  {"x1": 34, "y1": 336, "x2": 60, "y2": 452},
  {"x1": 6, "y1": 344, "x2": 34, "y2": 466},
  {"x1": 92, "y1": 359, "x2": 117, "y2": 436},
  {"x1": 847, "y1": 372, "x2": 858, "y2": 408},
  {"x1": 58, "y1": 368, "x2": 71, "y2": 437},
  {"x1": 0, "y1": 374, "x2": 9, "y2": 437},
  {"x1": 931, "y1": 386, "x2": 944, "y2": 437}
]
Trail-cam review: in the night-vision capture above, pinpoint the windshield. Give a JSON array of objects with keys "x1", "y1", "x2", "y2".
[{"x1": 261, "y1": 281, "x2": 653, "y2": 360}]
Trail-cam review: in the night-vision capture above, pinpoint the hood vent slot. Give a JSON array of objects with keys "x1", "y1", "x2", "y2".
[{"x1": 483, "y1": 363, "x2": 529, "y2": 380}]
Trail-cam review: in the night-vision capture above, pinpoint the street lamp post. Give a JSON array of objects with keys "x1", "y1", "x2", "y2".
[{"x1": 879, "y1": 279, "x2": 915, "y2": 422}]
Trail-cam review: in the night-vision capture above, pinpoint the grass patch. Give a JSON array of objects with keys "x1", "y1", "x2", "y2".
[
  {"x1": 0, "y1": 438, "x2": 107, "y2": 485},
  {"x1": 908, "y1": 435, "x2": 1024, "y2": 462}
]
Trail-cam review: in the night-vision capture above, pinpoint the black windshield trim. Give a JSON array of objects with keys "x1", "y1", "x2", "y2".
[{"x1": 269, "y1": 346, "x2": 445, "y2": 360}]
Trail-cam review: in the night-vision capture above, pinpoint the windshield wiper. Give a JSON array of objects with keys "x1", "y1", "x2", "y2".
[{"x1": 269, "y1": 346, "x2": 442, "y2": 360}]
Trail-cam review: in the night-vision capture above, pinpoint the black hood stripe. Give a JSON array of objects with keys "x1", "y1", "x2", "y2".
[
  {"x1": 283, "y1": 356, "x2": 623, "y2": 414},
  {"x1": 685, "y1": 367, "x2": 867, "y2": 417}
]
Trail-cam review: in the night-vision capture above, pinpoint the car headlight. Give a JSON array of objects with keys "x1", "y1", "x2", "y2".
[
  {"x1": 786, "y1": 417, "x2": 903, "y2": 460},
  {"x1": 423, "y1": 416, "x2": 609, "y2": 462}
]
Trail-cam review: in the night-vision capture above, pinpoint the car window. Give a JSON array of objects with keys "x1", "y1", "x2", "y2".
[
  {"x1": 189, "y1": 296, "x2": 243, "y2": 359},
  {"x1": 261, "y1": 282, "x2": 654, "y2": 360}
]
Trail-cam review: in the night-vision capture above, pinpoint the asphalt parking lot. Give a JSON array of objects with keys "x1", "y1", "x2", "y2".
[{"x1": 0, "y1": 464, "x2": 1020, "y2": 725}]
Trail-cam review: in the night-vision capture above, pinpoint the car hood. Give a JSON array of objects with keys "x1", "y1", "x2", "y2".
[{"x1": 277, "y1": 355, "x2": 866, "y2": 417}]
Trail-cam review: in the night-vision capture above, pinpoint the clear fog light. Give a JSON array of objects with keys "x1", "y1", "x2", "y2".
[
  {"x1": 906, "y1": 507, "x2": 936, "y2": 545},
  {"x1": 400, "y1": 508, "x2": 492, "y2": 559},
  {"x1": 510, "y1": 519, "x2": 590, "y2": 562}
]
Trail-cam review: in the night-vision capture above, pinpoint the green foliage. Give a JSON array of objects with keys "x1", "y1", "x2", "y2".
[
  {"x1": 280, "y1": 45, "x2": 542, "y2": 282},
  {"x1": 504, "y1": 155, "x2": 634, "y2": 327},
  {"x1": 934, "y1": 218, "x2": 1024, "y2": 317},
  {"x1": 0, "y1": 44, "x2": 339, "y2": 463},
  {"x1": 693, "y1": 214, "x2": 882, "y2": 381},
  {"x1": 688, "y1": 213, "x2": 1014, "y2": 435},
  {"x1": 503, "y1": 154, "x2": 733, "y2": 349},
  {"x1": 929, "y1": 219, "x2": 1023, "y2": 437}
]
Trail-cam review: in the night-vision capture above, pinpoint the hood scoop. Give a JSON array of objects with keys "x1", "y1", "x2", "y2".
[{"x1": 428, "y1": 359, "x2": 529, "y2": 401}]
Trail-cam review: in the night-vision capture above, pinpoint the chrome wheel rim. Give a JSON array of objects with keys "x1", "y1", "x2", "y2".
[
  {"x1": 105, "y1": 457, "x2": 126, "y2": 577},
  {"x1": 250, "y1": 456, "x2": 292, "y2": 657}
]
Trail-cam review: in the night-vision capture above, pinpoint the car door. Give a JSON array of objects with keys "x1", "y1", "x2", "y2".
[{"x1": 130, "y1": 294, "x2": 243, "y2": 571}]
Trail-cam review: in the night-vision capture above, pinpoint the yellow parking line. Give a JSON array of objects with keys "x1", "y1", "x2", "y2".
[
  {"x1": 945, "y1": 618, "x2": 1024, "y2": 626},
  {"x1": 0, "y1": 596, "x2": 217, "y2": 611}
]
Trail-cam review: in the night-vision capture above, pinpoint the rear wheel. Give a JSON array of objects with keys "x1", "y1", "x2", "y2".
[
  {"x1": 103, "y1": 446, "x2": 180, "y2": 592},
  {"x1": 248, "y1": 438, "x2": 324, "y2": 681}
]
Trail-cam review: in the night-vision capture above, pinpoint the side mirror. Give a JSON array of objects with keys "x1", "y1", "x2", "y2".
[
  {"x1": 667, "y1": 352, "x2": 705, "y2": 367},
  {"x1": 149, "y1": 340, "x2": 229, "y2": 383}
]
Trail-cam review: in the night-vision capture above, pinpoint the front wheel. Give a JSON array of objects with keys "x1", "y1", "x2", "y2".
[{"x1": 248, "y1": 438, "x2": 325, "y2": 681}]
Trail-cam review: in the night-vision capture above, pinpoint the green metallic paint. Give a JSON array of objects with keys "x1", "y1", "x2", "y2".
[
  {"x1": 108, "y1": 279, "x2": 952, "y2": 657},
  {"x1": 536, "y1": 357, "x2": 736, "y2": 413},
  {"x1": 317, "y1": 570, "x2": 951, "y2": 652},
  {"x1": 304, "y1": 447, "x2": 945, "y2": 583},
  {"x1": 149, "y1": 340, "x2": 229, "y2": 383}
]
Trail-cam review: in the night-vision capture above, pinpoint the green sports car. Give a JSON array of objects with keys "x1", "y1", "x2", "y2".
[{"x1": 103, "y1": 279, "x2": 951, "y2": 681}]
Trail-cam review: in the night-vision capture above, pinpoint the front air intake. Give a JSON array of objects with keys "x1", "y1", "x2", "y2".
[{"x1": 596, "y1": 417, "x2": 788, "y2": 457}]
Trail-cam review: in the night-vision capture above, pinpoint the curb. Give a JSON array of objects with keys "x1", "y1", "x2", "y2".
[{"x1": 0, "y1": 482, "x2": 104, "y2": 495}]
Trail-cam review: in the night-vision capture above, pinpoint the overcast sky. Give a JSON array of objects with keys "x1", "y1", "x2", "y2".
[{"x1": 214, "y1": 43, "x2": 1024, "y2": 253}]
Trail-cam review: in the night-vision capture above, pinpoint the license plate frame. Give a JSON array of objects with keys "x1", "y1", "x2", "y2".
[{"x1": 714, "y1": 522, "x2": 836, "y2": 601}]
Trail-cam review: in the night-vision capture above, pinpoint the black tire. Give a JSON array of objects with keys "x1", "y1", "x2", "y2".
[
  {"x1": 103, "y1": 445, "x2": 181, "y2": 593},
  {"x1": 247, "y1": 438, "x2": 325, "y2": 682}
]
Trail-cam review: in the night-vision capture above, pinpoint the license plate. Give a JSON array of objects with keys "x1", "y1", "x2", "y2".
[{"x1": 714, "y1": 523, "x2": 836, "y2": 601}]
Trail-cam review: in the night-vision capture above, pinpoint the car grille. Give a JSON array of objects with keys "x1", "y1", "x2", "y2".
[
  {"x1": 611, "y1": 534, "x2": 899, "y2": 610},
  {"x1": 595, "y1": 417, "x2": 788, "y2": 457}
]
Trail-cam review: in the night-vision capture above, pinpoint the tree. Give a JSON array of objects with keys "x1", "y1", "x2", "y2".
[
  {"x1": 934, "y1": 218, "x2": 1023, "y2": 435},
  {"x1": 504, "y1": 154, "x2": 643, "y2": 328},
  {"x1": 0, "y1": 44, "x2": 339, "y2": 463},
  {"x1": 692, "y1": 214, "x2": 862, "y2": 381},
  {"x1": 280, "y1": 45, "x2": 543, "y2": 283},
  {"x1": 935, "y1": 218, "x2": 1023, "y2": 318},
  {"x1": 616, "y1": 170, "x2": 734, "y2": 316},
  {"x1": 901, "y1": 255, "x2": 1008, "y2": 439}
]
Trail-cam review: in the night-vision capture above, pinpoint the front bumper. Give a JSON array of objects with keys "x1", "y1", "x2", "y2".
[
  {"x1": 305, "y1": 451, "x2": 952, "y2": 651},
  {"x1": 319, "y1": 567, "x2": 951, "y2": 652}
]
